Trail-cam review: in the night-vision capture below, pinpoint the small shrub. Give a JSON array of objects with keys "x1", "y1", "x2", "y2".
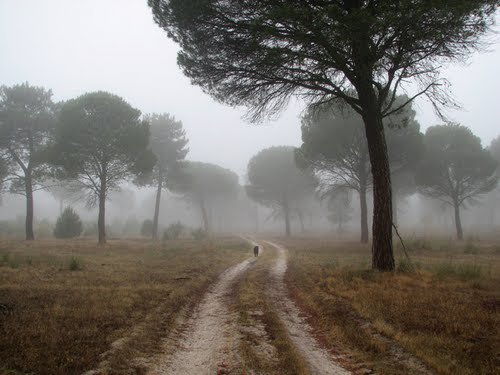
[
  {"x1": 141, "y1": 219, "x2": 154, "y2": 237},
  {"x1": 83, "y1": 222, "x2": 98, "y2": 237},
  {"x1": 68, "y1": 257, "x2": 83, "y2": 271},
  {"x1": 191, "y1": 228, "x2": 208, "y2": 241},
  {"x1": 163, "y1": 221, "x2": 185, "y2": 241},
  {"x1": 396, "y1": 258, "x2": 415, "y2": 273},
  {"x1": 464, "y1": 242, "x2": 479, "y2": 255},
  {"x1": 54, "y1": 207, "x2": 83, "y2": 239}
]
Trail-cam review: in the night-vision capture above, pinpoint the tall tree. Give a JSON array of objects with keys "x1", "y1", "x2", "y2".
[
  {"x1": 142, "y1": 113, "x2": 188, "y2": 240},
  {"x1": 299, "y1": 98, "x2": 422, "y2": 242},
  {"x1": 51, "y1": 92, "x2": 156, "y2": 244},
  {"x1": 168, "y1": 161, "x2": 239, "y2": 232},
  {"x1": 0, "y1": 83, "x2": 56, "y2": 240},
  {"x1": 416, "y1": 124, "x2": 498, "y2": 240},
  {"x1": 149, "y1": 0, "x2": 497, "y2": 270},
  {"x1": 246, "y1": 146, "x2": 317, "y2": 236}
]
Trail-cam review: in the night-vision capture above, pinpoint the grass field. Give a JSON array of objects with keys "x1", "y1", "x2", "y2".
[
  {"x1": 280, "y1": 236, "x2": 500, "y2": 375},
  {"x1": 0, "y1": 237, "x2": 251, "y2": 375}
]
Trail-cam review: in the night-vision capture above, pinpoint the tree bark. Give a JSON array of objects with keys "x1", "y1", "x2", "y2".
[
  {"x1": 454, "y1": 202, "x2": 464, "y2": 241},
  {"x1": 362, "y1": 108, "x2": 394, "y2": 271},
  {"x1": 152, "y1": 169, "x2": 163, "y2": 240},
  {"x1": 393, "y1": 193, "x2": 398, "y2": 227},
  {"x1": 200, "y1": 199, "x2": 210, "y2": 232},
  {"x1": 25, "y1": 174, "x2": 35, "y2": 241},
  {"x1": 283, "y1": 197, "x2": 291, "y2": 237},
  {"x1": 98, "y1": 179, "x2": 106, "y2": 245},
  {"x1": 359, "y1": 183, "x2": 369, "y2": 243}
]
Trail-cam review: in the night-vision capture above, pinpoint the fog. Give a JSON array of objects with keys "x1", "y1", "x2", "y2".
[{"x1": 0, "y1": 0, "x2": 499, "y2": 239}]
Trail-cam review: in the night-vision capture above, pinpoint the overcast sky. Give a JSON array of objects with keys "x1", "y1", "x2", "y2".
[{"x1": 1, "y1": 0, "x2": 499, "y2": 178}]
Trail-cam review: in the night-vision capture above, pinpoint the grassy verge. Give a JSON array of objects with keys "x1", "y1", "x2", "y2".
[
  {"x1": 0, "y1": 237, "x2": 250, "y2": 375},
  {"x1": 279, "y1": 237, "x2": 500, "y2": 375},
  {"x1": 233, "y1": 244, "x2": 310, "y2": 375}
]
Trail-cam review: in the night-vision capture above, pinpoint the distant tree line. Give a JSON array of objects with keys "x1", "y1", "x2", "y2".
[{"x1": 0, "y1": 83, "x2": 192, "y2": 244}]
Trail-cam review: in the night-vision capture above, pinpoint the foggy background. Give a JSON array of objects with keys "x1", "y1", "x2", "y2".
[{"x1": 1, "y1": 0, "x2": 499, "y2": 236}]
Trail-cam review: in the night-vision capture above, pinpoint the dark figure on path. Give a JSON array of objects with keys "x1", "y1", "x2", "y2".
[{"x1": 253, "y1": 245, "x2": 259, "y2": 257}]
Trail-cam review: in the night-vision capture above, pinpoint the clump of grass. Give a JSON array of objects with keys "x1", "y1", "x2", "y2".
[
  {"x1": 342, "y1": 268, "x2": 375, "y2": 282},
  {"x1": 396, "y1": 258, "x2": 415, "y2": 273},
  {"x1": 434, "y1": 261, "x2": 483, "y2": 281},
  {"x1": 0, "y1": 253, "x2": 21, "y2": 269},
  {"x1": 405, "y1": 237, "x2": 433, "y2": 251},
  {"x1": 68, "y1": 256, "x2": 84, "y2": 271}
]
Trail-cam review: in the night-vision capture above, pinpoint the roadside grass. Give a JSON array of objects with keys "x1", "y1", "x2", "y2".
[
  {"x1": 0, "y1": 236, "x2": 251, "y2": 375},
  {"x1": 233, "y1": 244, "x2": 310, "y2": 375},
  {"x1": 280, "y1": 236, "x2": 500, "y2": 375}
]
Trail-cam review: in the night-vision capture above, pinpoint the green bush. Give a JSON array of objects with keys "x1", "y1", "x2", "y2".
[
  {"x1": 141, "y1": 219, "x2": 154, "y2": 237},
  {"x1": 53, "y1": 207, "x2": 83, "y2": 239},
  {"x1": 163, "y1": 221, "x2": 185, "y2": 240},
  {"x1": 396, "y1": 258, "x2": 416, "y2": 273},
  {"x1": 191, "y1": 228, "x2": 208, "y2": 241},
  {"x1": 68, "y1": 256, "x2": 83, "y2": 271}
]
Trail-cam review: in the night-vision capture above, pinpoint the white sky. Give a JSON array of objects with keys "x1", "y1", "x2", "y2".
[{"x1": 1, "y1": 0, "x2": 499, "y2": 178}]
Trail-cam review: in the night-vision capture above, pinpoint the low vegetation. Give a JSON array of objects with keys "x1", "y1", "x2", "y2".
[
  {"x1": 281, "y1": 236, "x2": 500, "y2": 375},
  {"x1": 0, "y1": 237, "x2": 250, "y2": 375}
]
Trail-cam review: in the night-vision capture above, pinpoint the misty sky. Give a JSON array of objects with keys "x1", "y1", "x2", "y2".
[{"x1": 1, "y1": 0, "x2": 499, "y2": 178}]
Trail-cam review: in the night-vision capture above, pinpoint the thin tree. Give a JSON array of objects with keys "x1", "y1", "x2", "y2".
[
  {"x1": 246, "y1": 146, "x2": 317, "y2": 236},
  {"x1": 51, "y1": 92, "x2": 156, "y2": 244},
  {"x1": 0, "y1": 83, "x2": 56, "y2": 240},
  {"x1": 149, "y1": 0, "x2": 497, "y2": 270},
  {"x1": 416, "y1": 124, "x2": 498, "y2": 240},
  {"x1": 142, "y1": 113, "x2": 188, "y2": 240}
]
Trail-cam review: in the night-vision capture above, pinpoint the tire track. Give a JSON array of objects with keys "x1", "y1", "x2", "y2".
[
  {"x1": 263, "y1": 240, "x2": 351, "y2": 375},
  {"x1": 148, "y1": 252, "x2": 257, "y2": 374}
]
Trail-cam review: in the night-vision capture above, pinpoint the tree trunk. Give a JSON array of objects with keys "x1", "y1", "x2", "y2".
[
  {"x1": 393, "y1": 193, "x2": 398, "y2": 227},
  {"x1": 25, "y1": 174, "x2": 35, "y2": 241},
  {"x1": 152, "y1": 170, "x2": 163, "y2": 240},
  {"x1": 200, "y1": 199, "x2": 210, "y2": 232},
  {"x1": 359, "y1": 184, "x2": 369, "y2": 243},
  {"x1": 362, "y1": 108, "x2": 394, "y2": 271},
  {"x1": 298, "y1": 210, "x2": 305, "y2": 233},
  {"x1": 283, "y1": 197, "x2": 291, "y2": 237},
  {"x1": 454, "y1": 202, "x2": 463, "y2": 241},
  {"x1": 98, "y1": 180, "x2": 106, "y2": 245}
]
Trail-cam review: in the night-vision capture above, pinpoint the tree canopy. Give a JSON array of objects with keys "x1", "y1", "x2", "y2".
[
  {"x1": 246, "y1": 146, "x2": 317, "y2": 236},
  {"x1": 0, "y1": 83, "x2": 57, "y2": 240},
  {"x1": 51, "y1": 91, "x2": 156, "y2": 244},
  {"x1": 168, "y1": 161, "x2": 240, "y2": 232},
  {"x1": 299, "y1": 97, "x2": 423, "y2": 241},
  {"x1": 416, "y1": 124, "x2": 498, "y2": 240},
  {"x1": 150, "y1": 0, "x2": 497, "y2": 270}
]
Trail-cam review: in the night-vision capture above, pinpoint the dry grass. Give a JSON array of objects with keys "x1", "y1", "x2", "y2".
[
  {"x1": 278, "y1": 236, "x2": 500, "y2": 375},
  {"x1": 0, "y1": 237, "x2": 250, "y2": 375},
  {"x1": 233, "y1": 245, "x2": 310, "y2": 375}
]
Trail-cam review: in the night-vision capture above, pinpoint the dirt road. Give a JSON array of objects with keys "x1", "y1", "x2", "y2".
[
  {"x1": 148, "y1": 243, "x2": 258, "y2": 375},
  {"x1": 264, "y1": 240, "x2": 351, "y2": 375},
  {"x1": 147, "y1": 238, "x2": 350, "y2": 375}
]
